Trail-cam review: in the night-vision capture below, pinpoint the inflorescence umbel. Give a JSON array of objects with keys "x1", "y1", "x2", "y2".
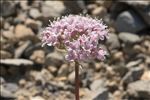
[{"x1": 41, "y1": 15, "x2": 109, "y2": 62}]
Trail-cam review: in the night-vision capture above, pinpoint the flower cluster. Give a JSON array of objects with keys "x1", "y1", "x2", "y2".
[{"x1": 41, "y1": 15, "x2": 109, "y2": 62}]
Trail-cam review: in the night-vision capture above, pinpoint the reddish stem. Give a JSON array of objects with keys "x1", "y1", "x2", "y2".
[{"x1": 75, "y1": 61, "x2": 79, "y2": 100}]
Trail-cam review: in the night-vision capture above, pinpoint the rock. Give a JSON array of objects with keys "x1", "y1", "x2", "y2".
[
  {"x1": 19, "y1": 0, "x2": 29, "y2": 10},
  {"x1": 45, "y1": 51, "x2": 64, "y2": 67},
  {"x1": 106, "y1": 81, "x2": 119, "y2": 92},
  {"x1": 19, "y1": 79, "x2": 27, "y2": 87},
  {"x1": 41, "y1": 1, "x2": 65, "y2": 17},
  {"x1": 90, "y1": 79, "x2": 106, "y2": 91},
  {"x1": 127, "y1": 80, "x2": 150, "y2": 99},
  {"x1": 126, "y1": 59, "x2": 143, "y2": 68},
  {"x1": 24, "y1": 43, "x2": 43, "y2": 58},
  {"x1": 0, "y1": 59, "x2": 34, "y2": 66},
  {"x1": 47, "y1": 66, "x2": 57, "y2": 74},
  {"x1": 68, "y1": 71, "x2": 75, "y2": 83},
  {"x1": 141, "y1": 71, "x2": 150, "y2": 80},
  {"x1": 2, "y1": 30, "x2": 15, "y2": 40},
  {"x1": 120, "y1": 1, "x2": 150, "y2": 26},
  {"x1": 0, "y1": 86, "x2": 15, "y2": 99},
  {"x1": 63, "y1": 0, "x2": 85, "y2": 14},
  {"x1": 25, "y1": 18, "x2": 42, "y2": 33},
  {"x1": 115, "y1": 10, "x2": 147, "y2": 33},
  {"x1": 30, "y1": 50, "x2": 45, "y2": 64},
  {"x1": 95, "y1": 0, "x2": 112, "y2": 8},
  {"x1": 92, "y1": 88, "x2": 109, "y2": 100},
  {"x1": 15, "y1": 41, "x2": 31, "y2": 58},
  {"x1": 57, "y1": 64, "x2": 68, "y2": 76},
  {"x1": 0, "y1": 1, "x2": 16, "y2": 17},
  {"x1": 112, "y1": 64, "x2": 128, "y2": 77},
  {"x1": 29, "y1": 8, "x2": 42, "y2": 19},
  {"x1": 30, "y1": 96, "x2": 45, "y2": 100},
  {"x1": 14, "y1": 13, "x2": 27, "y2": 24},
  {"x1": 4, "y1": 83, "x2": 19, "y2": 93},
  {"x1": 122, "y1": 67, "x2": 144, "y2": 84},
  {"x1": 0, "y1": 77, "x2": 5, "y2": 84},
  {"x1": 86, "y1": 4, "x2": 97, "y2": 13},
  {"x1": 92, "y1": 6, "x2": 107, "y2": 18},
  {"x1": 0, "y1": 66, "x2": 7, "y2": 76},
  {"x1": 118, "y1": 32, "x2": 141, "y2": 44},
  {"x1": 15, "y1": 24, "x2": 35, "y2": 40},
  {"x1": 0, "y1": 50, "x2": 12, "y2": 59},
  {"x1": 106, "y1": 33, "x2": 120, "y2": 50}
]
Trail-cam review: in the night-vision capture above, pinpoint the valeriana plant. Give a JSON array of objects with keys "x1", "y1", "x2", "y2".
[{"x1": 41, "y1": 15, "x2": 109, "y2": 100}]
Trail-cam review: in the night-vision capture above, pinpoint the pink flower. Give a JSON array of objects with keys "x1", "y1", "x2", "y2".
[{"x1": 41, "y1": 15, "x2": 109, "y2": 62}]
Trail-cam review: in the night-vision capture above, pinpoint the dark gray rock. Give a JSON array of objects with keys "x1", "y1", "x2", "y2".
[
  {"x1": 127, "y1": 80, "x2": 150, "y2": 99},
  {"x1": 106, "y1": 33, "x2": 120, "y2": 50},
  {"x1": 63, "y1": 0, "x2": 86, "y2": 14},
  {"x1": 0, "y1": 1, "x2": 16, "y2": 17},
  {"x1": 120, "y1": 1, "x2": 150, "y2": 26},
  {"x1": 119, "y1": 32, "x2": 141, "y2": 44},
  {"x1": 122, "y1": 67, "x2": 144, "y2": 84},
  {"x1": 115, "y1": 10, "x2": 147, "y2": 33},
  {"x1": 92, "y1": 88, "x2": 109, "y2": 100}
]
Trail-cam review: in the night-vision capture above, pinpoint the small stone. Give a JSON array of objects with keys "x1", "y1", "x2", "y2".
[
  {"x1": 45, "y1": 50, "x2": 64, "y2": 67},
  {"x1": 63, "y1": 0, "x2": 85, "y2": 14},
  {"x1": 0, "y1": 86, "x2": 15, "y2": 99},
  {"x1": 30, "y1": 96, "x2": 45, "y2": 100},
  {"x1": 92, "y1": 6, "x2": 107, "y2": 18},
  {"x1": 2, "y1": 30, "x2": 15, "y2": 40},
  {"x1": 95, "y1": 0, "x2": 112, "y2": 8},
  {"x1": 19, "y1": 79, "x2": 27, "y2": 87},
  {"x1": 4, "y1": 83, "x2": 19, "y2": 93},
  {"x1": 20, "y1": 0, "x2": 29, "y2": 10},
  {"x1": 0, "y1": 50, "x2": 12, "y2": 59},
  {"x1": 106, "y1": 33, "x2": 120, "y2": 50},
  {"x1": 0, "y1": 59, "x2": 34, "y2": 66},
  {"x1": 126, "y1": 59, "x2": 143, "y2": 68},
  {"x1": 15, "y1": 24, "x2": 34, "y2": 40},
  {"x1": 57, "y1": 64, "x2": 68, "y2": 76},
  {"x1": 90, "y1": 79, "x2": 106, "y2": 91},
  {"x1": 25, "y1": 18, "x2": 42, "y2": 33},
  {"x1": 42, "y1": 1, "x2": 65, "y2": 17},
  {"x1": 24, "y1": 43, "x2": 44, "y2": 58},
  {"x1": 113, "y1": 51, "x2": 124, "y2": 61},
  {"x1": 0, "y1": 77, "x2": 5, "y2": 84},
  {"x1": 0, "y1": 1, "x2": 16, "y2": 17},
  {"x1": 141, "y1": 71, "x2": 150, "y2": 80},
  {"x1": 92, "y1": 88, "x2": 109, "y2": 100},
  {"x1": 29, "y1": 8, "x2": 41, "y2": 19},
  {"x1": 30, "y1": 50, "x2": 45, "y2": 64},
  {"x1": 47, "y1": 66, "x2": 57, "y2": 74},
  {"x1": 127, "y1": 80, "x2": 150, "y2": 99},
  {"x1": 116, "y1": 10, "x2": 146, "y2": 33},
  {"x1": 15, "y1": 41, "x2": 31, "y2": 58},
  {"x1": 119, "y1": 32, "x2": 141, "y2": 44},
  {"x1": 68, "y1": 71, "x2": 75, "y2": 83},
  {"x1": 122, "y1": 67, "x2": 144, "y2": 84}
]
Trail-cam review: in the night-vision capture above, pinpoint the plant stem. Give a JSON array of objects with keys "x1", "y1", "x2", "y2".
[{"x1": 75, "y1": 61, "x2": 79, "y2": 100}]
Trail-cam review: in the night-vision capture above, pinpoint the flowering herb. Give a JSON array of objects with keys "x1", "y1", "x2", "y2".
[
  {"x1": 42, "y1": 15, "x2": 109, "y2": 62},
  {"x1": 41, "y1": 15, "x2": 109, "y2": 100}
]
